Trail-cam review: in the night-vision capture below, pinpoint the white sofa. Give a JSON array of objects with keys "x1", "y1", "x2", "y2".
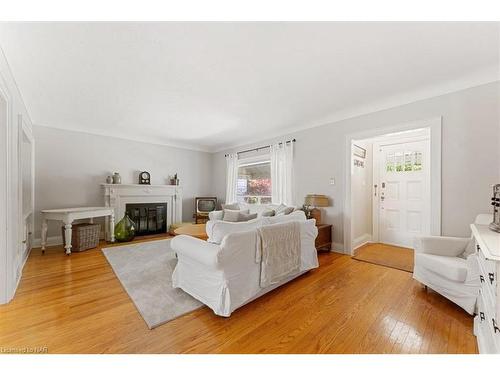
[
  {"x1": 171, "y1": 211, "x2": 319, "y2": 317},
  {"x1": 413, "y1": 214, "x2": 491, "y2": 314}
]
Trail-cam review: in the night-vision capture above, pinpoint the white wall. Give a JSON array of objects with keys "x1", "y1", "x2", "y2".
[
  {"x1": 212, "y1": 82, "x2": 500, "y2": 251},
  {"x1": 351, "y1": 141, "x2": 373, "y2": 249},
  {"x1": 33, "y1": 126, "x2": 214, "y2": 241},
  {"x1": 0, "y1": 48, "x2": 34, "y2": 303}
]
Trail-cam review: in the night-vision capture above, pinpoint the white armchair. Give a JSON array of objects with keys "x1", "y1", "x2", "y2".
[{"x1": 413, "y1": 215, "x2": 490, "y2": 314}]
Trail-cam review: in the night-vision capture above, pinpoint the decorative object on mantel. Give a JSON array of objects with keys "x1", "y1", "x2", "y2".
[
  {"x1": 304, "y1": 194, "x2": 330, "y2": 225},
  {"x1": 114, "y1": 212, "x2": 136, "y2": 242},
  {"x1": 169, "y1": 173, "x2": 179, "y2": 185},
  {"x1": 112, "y1": 172, "x2": 122, "y2": 184},
  {"x1": 490, "y1": 183, "x2": 500, "y2": 233},
  {"x1": 106, "y1": 175, "x2": 113, "y2": 184},
  {"x1": 138, "y1": 171, "x2": 151, "y2": 185}
]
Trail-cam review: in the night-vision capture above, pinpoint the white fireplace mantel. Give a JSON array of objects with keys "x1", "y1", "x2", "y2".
[{"x1": 101, "y1": 184, "x2": 182, "y2": 239}]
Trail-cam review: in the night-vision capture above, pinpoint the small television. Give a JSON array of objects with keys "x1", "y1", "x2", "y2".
[{"x1": 196, "y1": 197, "x2": 217, "y2": 214}]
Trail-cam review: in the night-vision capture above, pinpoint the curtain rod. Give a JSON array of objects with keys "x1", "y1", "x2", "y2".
[{"x1": 225, "y1": 138, "x2": 296, "y2": 158}]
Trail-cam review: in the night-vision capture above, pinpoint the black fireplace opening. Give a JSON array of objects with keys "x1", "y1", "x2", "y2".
[{"x1": 125, "y1": 203, "x2": 168, "y2": 236}]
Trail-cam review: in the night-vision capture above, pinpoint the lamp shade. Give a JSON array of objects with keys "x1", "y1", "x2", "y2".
[{"x1": 304, "y1": 194, "x2": 329, "y2": 207}]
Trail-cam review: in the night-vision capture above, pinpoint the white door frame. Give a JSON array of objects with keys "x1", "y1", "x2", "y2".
[
  {"x1": 344, "y1": 117, "x2": 442, "y2": 255},
  {"x1": 0, "y1": 76, "x2": 12, "y2": 304},
  {"x1": 18, "y1": 114, "x2": 35, "y2": 268},
  {"x1": 371, "y1": 133, "x2": 431, "y2": 244}
]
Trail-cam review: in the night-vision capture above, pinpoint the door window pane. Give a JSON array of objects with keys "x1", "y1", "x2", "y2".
[
  {"x1": 404, "y1": 152, "x2": 413, "y2": 171},
  {"x1": 386, "y1": 153, "x2": 395, "y2": 172},
  {"x1": 237, "y1": 161, "x2": 272, "y2": 204},
  {"x1": 413, "y1": 151, "x2": 423, "y2": 171},
  {"x1": 395, "y1": 152, "x2": 404, "y2": 172}
]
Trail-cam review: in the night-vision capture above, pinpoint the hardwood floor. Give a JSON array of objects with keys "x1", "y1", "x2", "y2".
[{"x1": 0, "y1": 239, "x2": 477, "y2": 354}]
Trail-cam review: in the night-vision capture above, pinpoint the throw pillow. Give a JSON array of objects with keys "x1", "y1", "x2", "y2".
[
  {"x1": 261, "y1": 209, "x2": 275, "y2": 217},
  {"x1": 223, "y1": 209, "x2": 249, "y2": 222},
  {"x1": 275, "y1": 204, "x2": 295, "y2": 216},
  {"x1": 275, "y1": 203, "x2": 287, "y2": 214},
  {"x1": 222, "y1": 203, "x2": 240, "y2": 210},
  {"x1": 239, "y1": 212, "x2": 258, "y2": 222}
]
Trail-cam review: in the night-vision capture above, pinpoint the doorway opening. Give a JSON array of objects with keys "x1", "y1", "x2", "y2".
[{"x1": 344, "y1": 118, "x2": 441, "y2": 270}]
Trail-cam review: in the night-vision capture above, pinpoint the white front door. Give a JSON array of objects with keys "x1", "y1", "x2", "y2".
[{"x1": 378, "y1": 140, "x2": 430, "y2": 248}]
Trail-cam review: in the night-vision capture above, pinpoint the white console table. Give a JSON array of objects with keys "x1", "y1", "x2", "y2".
[{"x1": 41, "y1": 207, "x2": 115, "y2": 255}]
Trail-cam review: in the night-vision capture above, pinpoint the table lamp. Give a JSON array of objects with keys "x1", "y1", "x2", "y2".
[{"x1": 304, "y1": 194, "x2": 330, "y2": 225}]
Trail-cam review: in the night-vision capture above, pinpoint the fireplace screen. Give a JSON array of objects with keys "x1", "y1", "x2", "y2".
[{"x1": 125, "y1": 203, "x2": 168, "y2": 236}]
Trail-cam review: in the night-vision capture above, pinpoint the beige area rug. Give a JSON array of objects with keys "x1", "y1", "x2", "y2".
[
  {"x1": 353, "y1": 243, "x2": 414, "y2": 273},
  {"x1": 102, "y1": 239, "x2": 203, "y2": 329}
]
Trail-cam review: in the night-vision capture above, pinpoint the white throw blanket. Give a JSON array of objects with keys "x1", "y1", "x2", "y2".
[{"x1": 256, "y1": 221, "x2": 301, "y2": 288}]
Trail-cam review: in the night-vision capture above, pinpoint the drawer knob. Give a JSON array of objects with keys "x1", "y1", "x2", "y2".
[
  {"x1": 476, "y1": 244, "x2": 480, "y2": 251},
  {"x1": 480, "y1": 312, "x2": 485, "y2": 322},
  {"x1": 480, "y1": 275, "x2": 485, "y2": 283},
  {"x1": 489, "y1": 273, "x2": 495, "y2": 284}
]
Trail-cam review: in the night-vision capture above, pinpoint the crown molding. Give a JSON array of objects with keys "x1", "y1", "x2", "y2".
[{"x1": 211, "y1": 66, "x2": 499, "y2": 153}]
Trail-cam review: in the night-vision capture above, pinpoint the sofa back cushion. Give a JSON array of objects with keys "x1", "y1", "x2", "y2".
[
  {"x1": 237, "y1": 203, "x2": 297, "y2": 217},
  {"x1": 221, "y1": 203, "x2": 240, "y2": 210},
  {"x1": 222, "y1": 209, "x2": 250, "y2": 222},
  {"x1": 208, "y1": 210, "x2": 224, "y2": 221},
  {"x1": 206, "y1": 218, "x2": 263, "y2": 244},
  {"x1": 263, "y1": 210, "x2": 306, "y2": 225},
  {"x1": 239, "y1": 212, "x2": 258, "y2": 222}
]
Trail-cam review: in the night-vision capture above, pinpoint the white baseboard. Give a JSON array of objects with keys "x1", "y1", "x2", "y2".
[
  {"x1": 33, "y1": 236, "x2": 63, "y2": 248},
  {"x1": 353, "y1": 233, "x2": 373, "y2": 251},
  {"x1": 331, "y1": 241, "x2": 345, "y2": 254}
]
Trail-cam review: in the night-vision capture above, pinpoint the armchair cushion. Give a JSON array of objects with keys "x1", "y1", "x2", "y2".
[
  {"x1": 414, "y1": 235, "x2": 470, "y2": 257},
  {"x1": 416, "y1": 253, "x2": 468, "y2": 282}
]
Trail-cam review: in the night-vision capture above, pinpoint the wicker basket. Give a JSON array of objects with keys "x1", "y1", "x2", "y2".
[{"x1": 61, "y1": 223, "x2": 100, "y2": 252}]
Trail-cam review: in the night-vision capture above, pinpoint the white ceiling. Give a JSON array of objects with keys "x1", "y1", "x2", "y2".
[{"x1": 0, "y1": 22, "x2": 498, "y2": 152}]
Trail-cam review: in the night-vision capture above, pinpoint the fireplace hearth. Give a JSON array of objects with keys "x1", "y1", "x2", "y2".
[{"x1": 125, "y1": 203, "x2": 168, "y2": 236}]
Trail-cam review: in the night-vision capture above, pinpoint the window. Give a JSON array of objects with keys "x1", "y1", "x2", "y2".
[
  {"x1": 236, "y1": 161, "x2": 272, "y2": 205},
  {"x1": 386, "y1": 150, "x2": 423, "y2": 172}
]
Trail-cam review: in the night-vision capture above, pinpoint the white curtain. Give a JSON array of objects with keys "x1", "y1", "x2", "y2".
[
  {"x1": 270, "y1": 140, "x2": 295, "y2": 205},
  {"x1": 225, "y1": 153, "x2": 239, "y2": 204}
]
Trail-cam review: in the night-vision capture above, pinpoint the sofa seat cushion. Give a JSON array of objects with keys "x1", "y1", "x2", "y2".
[{"x1": 416, "y1": 253, "x2": 468, "y2": 282}]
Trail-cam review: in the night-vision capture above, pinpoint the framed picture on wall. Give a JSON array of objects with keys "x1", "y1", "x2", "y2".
[{"x1": 353, "y1": 144, "x2": 366, "y2": 159}]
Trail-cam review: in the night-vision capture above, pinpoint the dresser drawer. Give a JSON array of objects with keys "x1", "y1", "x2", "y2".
[
  {"x1": 477, "y1": 242, "x2": 497, "y2": 296},
  {"x1": 476, "y1": 292, "x2": 500, "y2": 353}
]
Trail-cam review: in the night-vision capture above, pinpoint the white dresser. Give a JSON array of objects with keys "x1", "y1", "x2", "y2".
[{"x1": 472, "y1": 223, "x2": 500, "y2": 353}]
